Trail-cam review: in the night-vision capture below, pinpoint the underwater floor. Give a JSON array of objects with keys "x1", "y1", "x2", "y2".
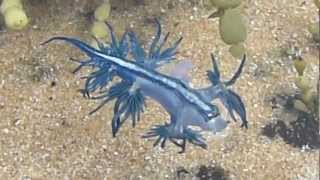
[{"x1": 0, "y1": 0, "x2": 319, "y2": 179}]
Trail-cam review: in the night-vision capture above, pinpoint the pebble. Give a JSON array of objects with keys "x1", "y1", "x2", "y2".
[
  {"x1": 21, "y1": 176, "x2": 32, "y2": 180},
  {"x1": 2, "y1": 128, "x2": 9, "y2": 134},
  {"x1": 32, "y1": 25, "x2": 39, "y2": 29}
]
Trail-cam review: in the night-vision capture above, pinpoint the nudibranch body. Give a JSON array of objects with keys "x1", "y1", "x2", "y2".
[{"x1": 43, "y1": 19, "x2": 247, "y2": 153}]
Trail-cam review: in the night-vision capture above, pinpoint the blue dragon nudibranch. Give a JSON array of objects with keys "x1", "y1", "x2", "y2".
[{"x1": 43, "y1": 19, "x2": 247, "y2": 153}]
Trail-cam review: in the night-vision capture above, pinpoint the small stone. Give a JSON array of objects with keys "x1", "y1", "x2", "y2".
[
  {"x1": 21, "y1": 176, "x2": 32, "y2": 180},
  {"x1": 2, "y1": 128, "x2": 9, "y2": 134}
]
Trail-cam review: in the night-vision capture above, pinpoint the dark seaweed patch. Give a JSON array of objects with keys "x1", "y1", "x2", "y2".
[
  {"x1": 176, "y1": 167, "x2": 190, "y2": 179},
  {"x1": 175, "y1": 165, "x2": 230, "y2": 180},
  {"x1": 195, "y1": 165, "x2": 230, "y2": 180},
  {"x1": 262, "y1": 113, "x2": 320, "y2": 149},
  {"x1": 263, "y1": 88, "x2": 320, "y2": 149}
]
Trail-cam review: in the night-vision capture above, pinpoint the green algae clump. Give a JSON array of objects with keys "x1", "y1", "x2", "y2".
[
  {"x1": 308, "y1": 22, "x2": 320, "y2": 42},
  {"x1": 94, "y1": 1, "x2": 111, "y2": 22},
  {"x1": 219, "y1": 8, "x2": 247, "y2": 45},
  {"x1": 294, "y1": 58, "x2": 306, "y2": 76},
  {"x1": 295, "y1": 76, "x2": 311, "y2": 93},
  {"x1": 229, "y1": 43, "x2": 245, "y2": 59},
  {"x1": 90, "y1": 21, "x2": 109, "y2": 39},
  {"x1": 314, "y1": 0, "x2": 320, "y2": 9},
  {"x1": 0, "y1": 0, "x2": 22, "y2": 14},
  {"x1": 209, "y1": 0, "x2": 241, "y2": 9},
  {"x1": 293, "y1": 99, "x2": 309, "y2": 113},
  {"x1": 292, "y1": 56, "x2": 319, "y2": 115},
  {"x1": 4, "y1": 6, "x2": 28, "y2": 30}
]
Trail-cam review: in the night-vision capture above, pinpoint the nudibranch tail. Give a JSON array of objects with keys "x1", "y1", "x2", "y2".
[{"x1": 42, "y1": 37, "x2": 99, "y2": 57}]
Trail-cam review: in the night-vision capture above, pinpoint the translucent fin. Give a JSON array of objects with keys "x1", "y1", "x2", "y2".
[
  {"x1": 207, "y1": 116, "x2": 227, "y2": 133},
  {"x1": 156, "y1": 59, "x2": 193, "y2": 85},
  {"x1": 170, "y1": 59, "x2": 193, "y2": 83}
]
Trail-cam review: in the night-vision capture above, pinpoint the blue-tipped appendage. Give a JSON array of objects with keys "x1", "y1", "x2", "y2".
[
  {"x1": 207, "y1": 54, "x2": 247, "y2": 128},
  {"x1": 128, "y1": 19, "x2": 182, "y2": 69},
  {"x1": 142, "y1": 123, "x2": 207, "y2": 153}
]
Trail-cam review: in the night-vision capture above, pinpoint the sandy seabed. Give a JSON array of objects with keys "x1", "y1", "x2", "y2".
[{"x1": 0, "y1": 0, "x2": 319, "y2": 179}]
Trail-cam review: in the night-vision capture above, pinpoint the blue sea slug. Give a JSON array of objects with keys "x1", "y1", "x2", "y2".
[{"x1": 43, "y1": 19, "x2": 247, "y2": 153}]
